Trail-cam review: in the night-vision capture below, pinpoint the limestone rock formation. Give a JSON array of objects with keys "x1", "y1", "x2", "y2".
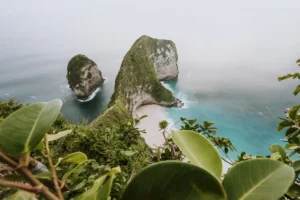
[
  {"x1": 67, "y1": 54, "x2": 104, "y2": 100},
  {"x1": 91, "y1": 36, "x2": 182, "y2": 127},
  {"x1": 145, "y1": 35, "x2": 179, "y2": 81}
]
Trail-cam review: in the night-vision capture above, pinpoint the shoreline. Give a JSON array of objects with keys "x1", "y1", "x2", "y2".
[
  {"x1": 134, "y1": 104, "x2": 168, "y2": 147},
  {"x1": 135, "y1": 104, "x2": 231, "y2": 174}
]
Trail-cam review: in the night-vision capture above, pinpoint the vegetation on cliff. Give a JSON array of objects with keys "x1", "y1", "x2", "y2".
[
  {"x1": 0, "y1": 100, "x2": 151, "y2": 200},
  {"x1": 92, "y1": 36, "x2": 179, "y2": 127},
  {"x1": 67, "y1": 54, "x2": 104, "y2": 99},
  {"x1": 0, "y1": 94, "x2": 299, "y2": 199},
  {"x1": 67, "y1": 54, "x2": 96, "y2": 88}
]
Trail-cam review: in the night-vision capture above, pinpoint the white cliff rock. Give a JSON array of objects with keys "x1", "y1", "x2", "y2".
[{"x1": 146, "y1": 36, "x2": 179, "y2": 81}]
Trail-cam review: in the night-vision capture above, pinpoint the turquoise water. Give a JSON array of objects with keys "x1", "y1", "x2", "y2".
[
  {"x1": 0, "y1": 52, "x2": 119, "y2": 123},
  {"x1": 163, "y1": 73, "x2": 299, "y2": 158}
]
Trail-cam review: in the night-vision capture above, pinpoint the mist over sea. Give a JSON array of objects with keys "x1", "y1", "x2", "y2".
[{"x1": 1, "y1": 0, "x2": 300, "y2": 157}]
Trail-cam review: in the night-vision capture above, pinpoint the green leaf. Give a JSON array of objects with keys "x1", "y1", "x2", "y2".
[
  {"x1": 180, "y1": 117, "x2": 186, "y2": 121},
  {"x1": 203, "y1": 121, "x2": 215, "y2": 127},
  {"x1": 286, "y1": 183, "x2": 300, "y2": 198},
  {"x1": 0, "y1": 118, "x2": 3, "y2": 124},
  {"x1": 8, "y1": 191, "x2": 37, "y2": 200},
  {"x1": 268, "y1": 144, "x2": 286, "y2": 161},
  {"x1": 0, "y1": 99, "x2": 62, "y2": 156},
  {"x1": 61, "y1": 160, "x2": 89, "y2": 183},
  {"x1": 55, "y1": 152, "x2": 87, "y2": 167},
  {"x1": 292, "y1": 160, "x2": 300, "y2": 172},
  {"x1": 47, "y1": 129, "x2": 72, "y2": 142},
  {"x1": 285, "y1": 127, "x2": 298, "y2": 137},
  {"x1": 97, "y1": 166, "x2": 121, "y2": 200},
  {"x1": 187, "y1": 119, "x2": 197, "y2": 125},
  {"x1": 4, "y1": 174, "x2": 26, "y2": 182},
  {"x1": 75, "y1": 166, "x2": 121, "y2": 200},
  {"x1": 122, "y1": 161, "x2": 226, "y2": 200},
  {"x1": 270, "y1": 152, "x2": 281, "y2": 160},
  {"x1": 172, "y1": 130, "x2": 222, "y2": 178},
  {"x1": 294, "y1": 85, "x2": 300, "y2": 95},
  {"x1": 121, "y1": 150, "x2": 136, "y2": 157},
  {"x1": 277, "y1": 120, "x2": 294, "y2": 131},
  {"x1": 223, "y1": 159, "x2": 295, "y2": 200},
  {"x1": 34, "y1": 171, "x2": 52, "y2": 181},
  {"x1": 285, "y1": 143, "x2": 299, "y2": 150},
  {"x1": 75, "y1": 174, "x2": 107, "y2": 200},
  {"x1": 139, "y1": 115, "x2": 148, "y2": 120},
  {"x1": 36, "y1": 140, "x2": 44, "y2": 153},
  {"x1": 289, "y1": 105, "x2": 300, "y2": 120}
]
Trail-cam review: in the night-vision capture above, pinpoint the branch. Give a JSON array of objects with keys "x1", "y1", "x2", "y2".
[
  {"x1": 284, "y1": 194, "x2": 294, "y2": 200},
  {"x1": 206, "y1": 135, "x2": 234, "y2": 165},
  {"x1": 221, "y1": 157, "x2": 233, "y2": 166},
  {"x1": 0, "y1": 152, "x2": 58, "y2": 200},
  {"x1": 168, "y1": 119, "x2": 181, "y2": 132},
  {"x1": 44, "y1": 136, "x2": 64, "y2": 200},
  {"x1": 0, "y1": 178, "x2": 41, "y2": 193}
]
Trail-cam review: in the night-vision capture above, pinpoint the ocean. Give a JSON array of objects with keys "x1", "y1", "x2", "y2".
[
  {"x1": 1, "y1": 0, "x2": 300, "y2": 159},
  {"x1": 0, "y1": 52, "x2": 299, "y2": 158}
]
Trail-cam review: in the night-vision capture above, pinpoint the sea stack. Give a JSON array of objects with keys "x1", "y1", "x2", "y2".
[
  {"x1": 143, "y1": 35, "x2": 179, "y2": 81},
  {"x1": 67, "y1": 54, "x2": 104, "y2": 100},
  {"x1": 91, "y1": 35, "x2": 182, "y2": 127}
]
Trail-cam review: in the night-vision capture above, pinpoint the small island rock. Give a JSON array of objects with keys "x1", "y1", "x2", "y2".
[{"x1": 66, "y1": 54, "x2": 104, "y2": 100}]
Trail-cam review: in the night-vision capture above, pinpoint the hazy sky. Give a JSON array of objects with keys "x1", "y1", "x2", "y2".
[{"x1": 1, "y1": 0, "x2": 300, "y2": 76}]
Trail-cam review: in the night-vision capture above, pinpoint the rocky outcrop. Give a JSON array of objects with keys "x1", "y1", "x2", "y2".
[
  {"x1": 145, "y1": 36, "x2": 179, "y2": 81},
  {"x1": 67, "y1": 54, "x2": 104, "y2": 100},
  {"x1": 91, "y1": 36, "x2": 182, "y2": 127}
]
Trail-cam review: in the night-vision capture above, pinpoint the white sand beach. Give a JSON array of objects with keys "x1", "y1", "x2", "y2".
[
  {"x1": 135, "y1": 104, "x2": 231, "y2": 174},
  {"x1": 134, "y1": 105, "x2": 168, "y2": 147}
]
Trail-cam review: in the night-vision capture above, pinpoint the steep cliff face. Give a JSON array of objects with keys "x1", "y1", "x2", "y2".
[
  {"x1": 91, "y1": 36, "x2": 181, "y2": 127},
  {"x1": 147, "y1": 36, "x2": 179, "y2": 81},
  {"x1": 67, "y1": 54, "x2": 104, "y2": 100}
]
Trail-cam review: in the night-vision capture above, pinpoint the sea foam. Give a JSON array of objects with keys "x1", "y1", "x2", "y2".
[{"x1": 77, "y1": 87, "x2": 101, "y2": 102}]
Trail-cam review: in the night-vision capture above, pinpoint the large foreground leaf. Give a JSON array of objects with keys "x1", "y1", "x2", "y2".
[
  {"x1": 223, "y1": 159, "x2": 295, "y2": 200},
  {"x1": 122, "y1": 161, "x2": 226, "y2": 200},
  {"x1": 0, "y1": 99, "x2": 62, "y2": 156},
  {"x1": 172, "y1": 130, "x2": 222, "y2": 178},
  {"x1": 75, "y1": 166, "x2": 121, "y2": 200}
]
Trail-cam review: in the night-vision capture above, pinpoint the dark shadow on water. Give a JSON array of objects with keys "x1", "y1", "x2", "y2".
[{"x1": 61, "y1": 84, "x2": 112, "y2": 124}]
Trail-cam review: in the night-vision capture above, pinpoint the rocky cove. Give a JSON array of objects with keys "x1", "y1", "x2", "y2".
[{"x1": 66, "y1": 35, "x2": 183, "y2": 127}]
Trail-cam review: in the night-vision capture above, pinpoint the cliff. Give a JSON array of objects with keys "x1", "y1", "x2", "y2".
[
  {"x1": 147, "y1": 36, "x2": 179, "y2": 81},
  {"x1": 91, "y1": 35, "x2": 181, "y2": 127},
  {"x1": 67, "y1": 54, "x2": 104, "y2": 100}
]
